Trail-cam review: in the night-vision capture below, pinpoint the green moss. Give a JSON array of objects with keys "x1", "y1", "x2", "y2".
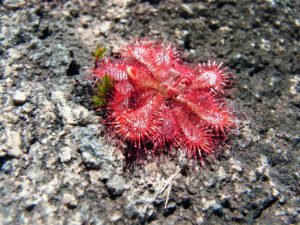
[
  {"x1": 92, "y1": 45, "x2": 106, "y2": 60},
  {"x1": 92, "y1": 74, "x2": 113, "y2": 106}
]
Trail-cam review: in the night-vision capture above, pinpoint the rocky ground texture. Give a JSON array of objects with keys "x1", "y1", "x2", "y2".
[{"x1": 0, "y1": 0, "x2": 299, "y2": 224}]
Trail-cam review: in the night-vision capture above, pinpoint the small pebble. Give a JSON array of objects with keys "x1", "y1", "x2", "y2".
[
  {"x1": 6, "y1": 130, "x2": 23, "y2": 157},
  {"x1": 13, "y1": 91, "x2": 27, "y2": 105},
  {"x1": 59, "y1": 146, "x2": 73, "y2": 163},
  {"x1": 63, "y1": 193, "x2": 78, "y2": 208},
  {"x1": 107, "y1": 175, "x2": 126, "y2": 197}
]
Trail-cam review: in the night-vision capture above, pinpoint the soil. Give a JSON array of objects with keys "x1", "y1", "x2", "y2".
[{"x1": 0, "y1": 0, "x2": 299, "y2": 224}]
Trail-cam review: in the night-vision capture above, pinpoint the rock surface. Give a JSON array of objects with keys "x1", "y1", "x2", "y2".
[{"x1": 0, "y1": 0, "x2": 299, "y2": 224}]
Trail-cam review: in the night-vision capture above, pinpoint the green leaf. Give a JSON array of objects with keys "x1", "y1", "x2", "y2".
[
  {"x1": 92, "y1": 75, "x2": 113, "y2": 107},
  {"x1": 92, "y1": 95, "x2": 105, "y2": 106},
  {"x1": 102, "y1": 74, "x2": 113, "y2": 93},
  {"x1": 92, "y1": 45, "x2": 106, "y2": 60}
]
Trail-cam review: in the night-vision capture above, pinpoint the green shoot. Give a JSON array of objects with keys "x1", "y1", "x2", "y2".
[
  {"x1": 92, "y1": 74, "x2": 113, "y2": 106},
  {"x1": 93, "y1": 45, "x2": 106, "y2": 61}
]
